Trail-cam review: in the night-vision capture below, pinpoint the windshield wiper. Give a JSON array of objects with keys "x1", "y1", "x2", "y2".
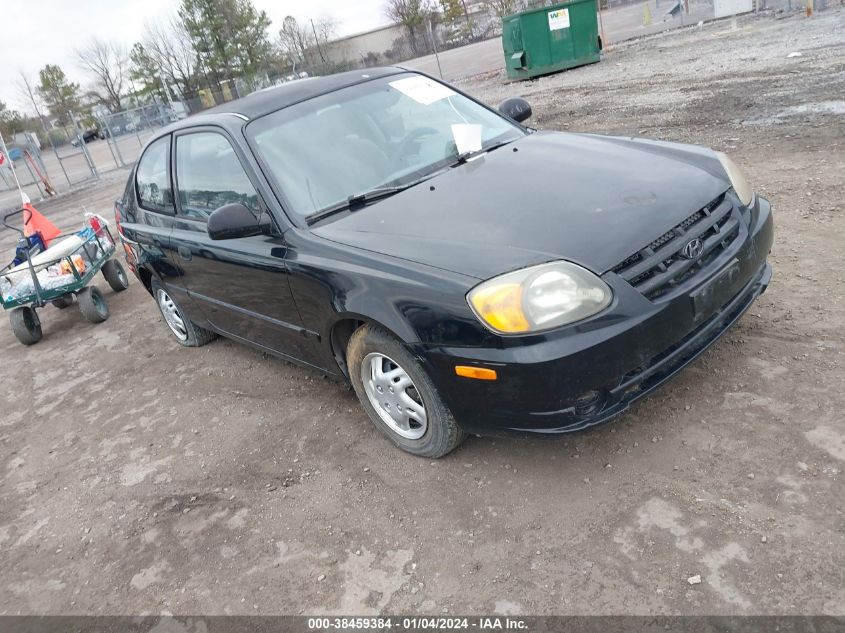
[
  {"x1": 451, "y1": 138, "x2": 517, "y2": 166},
  {"x1": 305, "y1": 185, "x2": 410, "y2": 226},
  {"x1": 305, "y1": 139, "x2": 519, "y2": 226}
]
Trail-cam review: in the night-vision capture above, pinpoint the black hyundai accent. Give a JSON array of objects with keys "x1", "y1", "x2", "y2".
[{"x1": 115, "y1": 68, "x2": 773, "y2": 458}]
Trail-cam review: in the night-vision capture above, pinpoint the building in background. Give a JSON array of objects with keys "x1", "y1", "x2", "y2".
[{"x1": 323, "y1": 23, "x2": 406, "y2": 67}]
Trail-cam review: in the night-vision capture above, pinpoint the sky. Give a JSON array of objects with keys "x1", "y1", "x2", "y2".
[{"x1": 0, "y1": 0, "x2": 390, "y2": 112}]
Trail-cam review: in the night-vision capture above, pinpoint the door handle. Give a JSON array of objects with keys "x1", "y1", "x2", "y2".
[{"x1": 177, "y1": 246, "x2": 192, "y2": 261}]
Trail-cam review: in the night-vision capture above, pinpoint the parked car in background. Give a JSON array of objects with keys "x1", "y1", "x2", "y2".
[
  {"x1": 71, "y1": 128, "x2": 100, "y2": 147},
  {"x1": 115, "y1": 68, "x2": 773, "y2": 458}
]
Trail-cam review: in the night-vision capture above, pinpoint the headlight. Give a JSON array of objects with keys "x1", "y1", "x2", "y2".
[
  {"x1": 467, "y1": 261, "x2": 613, "y2": 335},
  {"x1": 715, "y1": 151, "x2": 753, "y2": 207}
]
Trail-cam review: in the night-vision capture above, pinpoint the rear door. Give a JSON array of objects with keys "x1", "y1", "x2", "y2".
[{"x1": 168, "y1": 127, "x2": 320, "y2": 365}]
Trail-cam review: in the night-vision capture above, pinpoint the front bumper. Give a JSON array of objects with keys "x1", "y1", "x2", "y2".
[{"x1": 421, "y1": 195, "x2": 774, "y2": 437}]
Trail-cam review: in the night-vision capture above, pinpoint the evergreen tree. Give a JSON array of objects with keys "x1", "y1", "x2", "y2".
[
  {"x1": 129, "y1": 43, "x2": 167, "y2": 99},
  {"x1": 179, "y1": 0, "x2": 272, "y2": 88},
  {"x1": 0, "y1": 100, "x2": 24, "y2": 138},
  {"x1": 37, "y1": 65, "x2": 82, "y2": 125}
]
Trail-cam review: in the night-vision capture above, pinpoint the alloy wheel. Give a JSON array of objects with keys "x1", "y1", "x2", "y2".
[
  {"x1": 156, "y1": 288, "x2": 188, "y2": 341},
  {"x1": 362, "y1": 352, "x2": 428, "y2": 440}
]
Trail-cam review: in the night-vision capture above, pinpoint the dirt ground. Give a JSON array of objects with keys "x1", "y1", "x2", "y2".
[{"x1": 1, "y1": 10, "x2": 843, "y2": 617}]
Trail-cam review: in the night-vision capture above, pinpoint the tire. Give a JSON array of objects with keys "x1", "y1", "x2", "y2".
[
  {"x1": 51, "y1": 295, "x2": 74, "y2": 309},
  {"x1": 151, "y1": 279, "x2": 217, "y2": 347},
  {"x1": 77, "y1": 286, "x2": 109, "y2": 323},
  {"x1": 10, "y1": 307, "x2": 43, "y2": 345},
  {"x1": 347, "y1": 324, "x2": 466, "y2": 458},
  {"x1": 101, "y1": 259, "x2": 129, "y2": 292}
]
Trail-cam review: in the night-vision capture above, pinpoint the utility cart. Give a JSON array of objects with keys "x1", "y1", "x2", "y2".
[{"x1": 1, "y1": 208, "x2": 129, "y2": 345}]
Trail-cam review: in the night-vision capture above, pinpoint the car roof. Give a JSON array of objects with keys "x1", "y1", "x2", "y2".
[{"x1": 196, "y1": 66, "x2": 408, "y2": 121}]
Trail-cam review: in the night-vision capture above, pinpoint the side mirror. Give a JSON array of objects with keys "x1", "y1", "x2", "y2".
[
  {"x1": 498, "y1": 97, "x2": 532, "y2": 123},
  {"x1": 207, "y1": 203, "x2": 272, "y2": 240}
]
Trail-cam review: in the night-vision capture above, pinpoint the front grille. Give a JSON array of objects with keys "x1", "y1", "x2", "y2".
[
  {"x1": 612, "y1": 262, "x2": 763, "y2": 396},
  {"x1": 611, "y1": 193, "x2": 742, "y2": 300}
]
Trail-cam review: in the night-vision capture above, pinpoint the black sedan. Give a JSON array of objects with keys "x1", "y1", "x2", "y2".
[
  {"x1": 115, "y1": 68, "x2": 773, "y2": 458},
  {"x1": 70, "y1": 128, "x2": 101, "y2": 147}
]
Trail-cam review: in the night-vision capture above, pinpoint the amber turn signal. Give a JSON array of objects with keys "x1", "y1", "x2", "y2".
[
  {"x1": 455, "y1": 366, "x2": 498, "y2": 380},
  {"x1": 467, "y1": 282, "x2": 530, "y2": 334}
]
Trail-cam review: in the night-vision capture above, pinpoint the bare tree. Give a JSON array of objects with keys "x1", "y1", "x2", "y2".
[
  {"x1": 309, "y1": 16, "x2": 338, "y2": 65},
  {"x1": 479, "y1": 0, "x2": 522, "y2": 18},
  {"x1": 16, "y1": 71, "x2": 46, "y2": 122},
  {"x1": 76, "y1": 37, "x2": 128, "y2": 111},
  {"x1": 385, "y1": 0, "x2": 434, "y2": 55},
  {"x1": 278, "y1": 16, "x2": 313, "y2": 66},
  {"x1": 140, "y1": 15, "x2": 198, "y2": 98},
  {"x1": 312, "y1": 16, "x2": 338, "y2": 50}
]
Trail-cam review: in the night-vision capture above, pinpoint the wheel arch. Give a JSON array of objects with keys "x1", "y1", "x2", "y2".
[
  {"x1": 328, "y1": 313, "x2": 414, "y2": 381},
  {"x1": 137, "y1": 266, "x2": 154, "y2": 296}
]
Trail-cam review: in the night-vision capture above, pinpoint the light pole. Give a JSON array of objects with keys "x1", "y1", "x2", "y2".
[{"x1": 428, "y1": 19, "x2": 444, "y2": 80}]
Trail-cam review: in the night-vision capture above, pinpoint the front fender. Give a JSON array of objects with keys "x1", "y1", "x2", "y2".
[{"x1": 285, "y1": 230, "x2": 486, "y2": 371}]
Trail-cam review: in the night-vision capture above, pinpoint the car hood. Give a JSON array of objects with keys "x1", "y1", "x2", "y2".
[{"x1": 312, "y1": 131, "x2": 731, "y2": 280}]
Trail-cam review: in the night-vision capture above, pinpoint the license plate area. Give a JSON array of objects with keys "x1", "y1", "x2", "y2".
[{"x1": 691, "y1": 258, "x2": 741, "y2": 322}]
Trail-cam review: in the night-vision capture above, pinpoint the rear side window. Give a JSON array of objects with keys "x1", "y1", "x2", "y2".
[
  {"x1": 135, "y1": 136, "x2": 173, "y2": 213},
  {"x1": 174, "y1": 132, "x2": 260, "y2": 221}
]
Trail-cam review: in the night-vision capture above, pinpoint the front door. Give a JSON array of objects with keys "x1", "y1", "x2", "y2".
[{"x1": 169, "y1": 128, "x2": 320, "y2": 366}]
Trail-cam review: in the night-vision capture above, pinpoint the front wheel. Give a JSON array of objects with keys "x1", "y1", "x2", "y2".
[
  {"x1": 347, "y1": 325, "x2": 466, "y2": 458},
  {"x1": 10, "y1": 307, "x2": 43, "y2": 345}
]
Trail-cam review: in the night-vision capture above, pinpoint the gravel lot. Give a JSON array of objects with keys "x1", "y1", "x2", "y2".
[{"x1": 1, "y1": 10, "x2": 843, "y2": 616}]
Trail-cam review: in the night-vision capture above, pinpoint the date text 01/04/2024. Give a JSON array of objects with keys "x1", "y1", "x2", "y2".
[{"x1": 306, "y1": 617, "x2": 528, "y2": 630}]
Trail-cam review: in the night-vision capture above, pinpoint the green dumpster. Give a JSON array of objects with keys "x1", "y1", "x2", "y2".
[{"x1": 502, "y1": 0, "x2": 602, "y2": 80}]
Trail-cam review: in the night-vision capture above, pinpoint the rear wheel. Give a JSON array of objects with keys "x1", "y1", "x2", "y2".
[
  {"x1": 10, "y1": 307, "x2": 42, "y2": 345},
  {"x1": 151, "y1": 279, "x2": 217, "y2": 347},
  {"x1": 347, "y1": 325, "x2": 466, "y2": 458},
  {"x1": 77, "y1": 286, "x2": 109, "y2": 323},
  {"x1": 101, "y1": 259, "x2": 129, "y2": 292}
]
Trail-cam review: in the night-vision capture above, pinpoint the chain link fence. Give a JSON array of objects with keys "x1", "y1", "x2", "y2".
[
  {"x1": 0, "y1": 113, "x2": 103, "y2": 212},
  {"x1": 594, "y1": 0, "x2": 832, "y2": 55},
  {"x1": 96, "y1": 101, "x2": 188, "y2": 170},
  {"x1": 0, "y1": 85, "x2": 246, "y2": 211},
  {"x1": 1, "y1": 95, "x2": 197, "y2": 210}
]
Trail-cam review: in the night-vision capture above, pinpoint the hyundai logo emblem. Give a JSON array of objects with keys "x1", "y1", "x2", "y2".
[{"x1": 681, "y1": 238, "x2": 704, "y2": 260}]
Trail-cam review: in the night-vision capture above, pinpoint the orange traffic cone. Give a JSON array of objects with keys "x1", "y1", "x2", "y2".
[{"x1": 23, "y1": 203, "x2": 61, "y2": 247}]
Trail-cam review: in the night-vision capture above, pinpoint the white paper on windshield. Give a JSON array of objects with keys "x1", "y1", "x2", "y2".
[
  {"x1": 389, "y1": 76, "x2": 456, "y2": 105},
  {"x1": 451, "y1": 124, "x2": 482, "y2": 155}
]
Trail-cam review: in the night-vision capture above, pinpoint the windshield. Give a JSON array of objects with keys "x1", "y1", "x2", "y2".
[{"x1": 247, "y1": 73, "x2": 525, "y2": 219}]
